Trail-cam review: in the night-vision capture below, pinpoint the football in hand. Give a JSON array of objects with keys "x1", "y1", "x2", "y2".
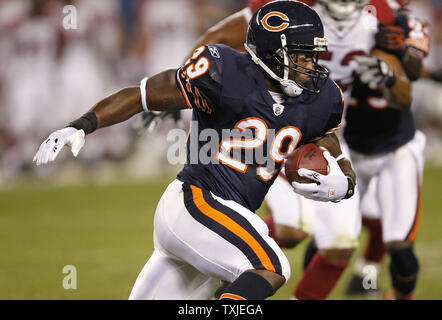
[{"x1": 285, "y1": 143, "x2": 328, "y2": 184}]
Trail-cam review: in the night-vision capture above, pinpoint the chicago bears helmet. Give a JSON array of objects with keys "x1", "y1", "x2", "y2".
[
  {"x1": 317, "y1": 0, "x2": 369, "y2": 21},
  {"x1": 244, "y1": 0, "x2": 329, "y2": 97}
]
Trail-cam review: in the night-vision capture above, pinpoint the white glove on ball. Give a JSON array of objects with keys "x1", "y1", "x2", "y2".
[{"x1": 291, "y1": 150, "x2": 349, "y2": 202}]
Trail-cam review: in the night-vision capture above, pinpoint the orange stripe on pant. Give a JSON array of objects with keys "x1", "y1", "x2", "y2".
[
  {"x1": 190, "y1": 185, "x2": 276, "y2": 273},
  {"x1": 219, "y1": 293, "x2": 246, "y2": 300},
  {"x1": 407, "y1": 179, "x2": 422, "y2": 242}
]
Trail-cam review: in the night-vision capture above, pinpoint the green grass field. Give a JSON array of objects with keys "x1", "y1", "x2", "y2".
[{"x1": 1, "y1": 166, "x2": 441, "y2": 300}]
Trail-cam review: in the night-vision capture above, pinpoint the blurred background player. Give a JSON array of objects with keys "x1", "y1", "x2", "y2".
[
  {"x1": 267, "y1": 0, "x2": 431, "y2": 300},
  {"x1": 33, "y1": 0, "x2": 356, "y2": 300},
  {"x1": 343, "y1": 0, "x2": 431, "y2": 299},
  {"x1": 0, "y1": 0, "x2": 132, "y2": 178},
  {"x1": 263, "y1": 0, "x2": 419, "y2": 300},
  {"x1": 0, "y1": 0, "x2": 61, "y2": 177}
]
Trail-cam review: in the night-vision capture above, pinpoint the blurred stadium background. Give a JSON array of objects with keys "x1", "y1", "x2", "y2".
[{"x1": 0, "y1": 0, "x2": 441, "y2": 300}]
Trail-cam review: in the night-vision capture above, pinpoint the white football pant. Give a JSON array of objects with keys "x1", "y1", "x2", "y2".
[
  {"x1": 350, "y1": 130, "x2": 425, "y2": 243},
  {"x1": 129, "y1": 180, "x2": 290, "y2": 300}
]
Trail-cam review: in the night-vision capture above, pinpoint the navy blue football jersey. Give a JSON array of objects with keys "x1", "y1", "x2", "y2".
[
  {"x1": 175, "y1": 44, "x2": 343, "y2": 212},
  {"x1": 344, "y1": 78, "x2": 415, "y2": 155}
]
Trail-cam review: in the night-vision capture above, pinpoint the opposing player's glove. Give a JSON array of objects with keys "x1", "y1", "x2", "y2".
[
  {"x1": 353, "y1": 56, "x2": 395, "y2": 90},
  {"x1": 291, "y1": 150, "x2": 351, "y2": 202},
  {"x1": 141, "y1": 110, "x2": 183, "y2": 134},
  {"x1": 33, "y1": 127, "x2": 85, "y2": 165},
  {"x1": 375, "y1": 24, "x2": 406, "y2": 55}
]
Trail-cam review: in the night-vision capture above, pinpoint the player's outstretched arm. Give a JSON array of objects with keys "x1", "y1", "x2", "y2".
[{"x1": 33, "y1": 69, "x2": 186, "y2": 165}]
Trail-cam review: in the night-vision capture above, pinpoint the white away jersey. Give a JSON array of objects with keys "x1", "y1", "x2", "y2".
[{"x1": 313, "y1": 4, "x2": 378, "y2": 103}]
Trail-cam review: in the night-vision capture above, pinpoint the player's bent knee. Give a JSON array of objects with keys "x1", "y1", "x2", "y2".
[
  {"x1": 219, "y1": 270, "x2": 285, "y2": 300},
  {"x1": 275, "y1": 224, "x2": 308, "y2": 248},
  {"x1": 249, "y1": 269, "x2": 286, "y2": 294}
]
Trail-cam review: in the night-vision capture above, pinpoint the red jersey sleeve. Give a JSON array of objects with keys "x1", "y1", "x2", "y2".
[
  {"x1": 248, "y1": 0, "x2": 314, "y2": 14},
  {"x1": 369, "y1": 0, "x2": 395, "y2": 25}
]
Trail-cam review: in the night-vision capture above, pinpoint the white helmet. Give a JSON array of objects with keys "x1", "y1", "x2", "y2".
[{"x1": 318, "y1": 0, "x2": 369, "y2": 21}]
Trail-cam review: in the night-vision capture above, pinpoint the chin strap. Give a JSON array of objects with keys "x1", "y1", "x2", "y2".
[
  {"x1": 281, "y1": 34, "x2": 290, "y2": 82},
  {"x1": 244, "y1": 38, "x2": 303, "y2": 97}
]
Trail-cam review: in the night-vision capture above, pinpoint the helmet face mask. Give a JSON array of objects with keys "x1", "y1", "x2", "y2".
[
  {"x1": 272, "y1": 45, "x2": 329, "y2": 94},
  {"x1": 318, "y1": 0, "x2": 369, "y2": 21},
  {"x1": 245, "y1": 0, "x2": 330, "y2": 97}
]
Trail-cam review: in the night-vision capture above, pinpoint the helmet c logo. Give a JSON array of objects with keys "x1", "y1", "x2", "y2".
[{"x1": 261, "y1": 11, "x2": 290, "y2": 32}]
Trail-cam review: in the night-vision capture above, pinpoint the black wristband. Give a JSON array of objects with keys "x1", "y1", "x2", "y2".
[
  {"x1": 344, "y1": 175, "x2": 356, "y2": 200},
  {"x1": 67, "y1": 112, "x2": 98, "y2": 135}
]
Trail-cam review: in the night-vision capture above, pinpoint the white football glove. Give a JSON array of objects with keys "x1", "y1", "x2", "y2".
[
  {"x1": 33, "y1": 127, "x2": 85, "y2": 165},
  {"x1": 353, "y1": 56, "x2": 395, "y2": 90},
  {"x1": 291, "y1": 150, "x2": 349, "y2": 202}
]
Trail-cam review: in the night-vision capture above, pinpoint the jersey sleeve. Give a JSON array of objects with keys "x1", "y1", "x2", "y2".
[
  {"x1": 248, "y1": 0, "x2": 269, "y2": 14},
  {"x1": 175, "y1": 45, "x2": 224, "y2": 116},
  {"x1": 309, "y1": 80, "x2": 344, "y2": 142},
  {"x1": 371, "y1": 0, "x2": 396, "y2": 25},
  {"x1": 324, "y1": 81, "x2": 344, "y2": 135}
]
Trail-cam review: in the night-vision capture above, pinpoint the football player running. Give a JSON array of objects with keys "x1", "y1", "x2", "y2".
[
  {"x1": 33, "y1": 1, "x2": 356, "y2": 300},
  {"x1": 154, "y1": 0, "x2": 424, "y2": 300}
]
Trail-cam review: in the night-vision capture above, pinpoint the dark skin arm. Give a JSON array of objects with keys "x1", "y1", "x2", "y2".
[
  {"x1": 88, "y1": 71, "x2": 357, "y2": 183},
  {"x1": 89, "y1": 69, "x2": 186, "y2": 129},
  {"x1": 184, "y1": 9, "x2": 249, "y2": 61},
  {"x1": 371, "y1": 49, "x2": 411, "y2": 109},
  {"x1": 315, "y1": 132, "x2": 356, "y2": 184},
  {"x1": 401, "y1": 50, "x2": 423, "y2": 81},
  {"x1": 382, "y1": 67, "x2": 411, "y2": 109}
]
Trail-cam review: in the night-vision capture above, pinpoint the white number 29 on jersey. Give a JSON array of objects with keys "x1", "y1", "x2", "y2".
[
  {"x1": 186, "y1": 47, "x2": 302, "y2": 182},
  {"x1": 216, "y1": 118, "x2": 301, "y2": 182},
  {"x1": 185, "y1": 46, "x2": 210, "y2": 79}
]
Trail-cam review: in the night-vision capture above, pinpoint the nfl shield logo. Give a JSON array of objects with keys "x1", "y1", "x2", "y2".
[{"x1": 273, "y1": 104, "x2": 284, "y2": 116}]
